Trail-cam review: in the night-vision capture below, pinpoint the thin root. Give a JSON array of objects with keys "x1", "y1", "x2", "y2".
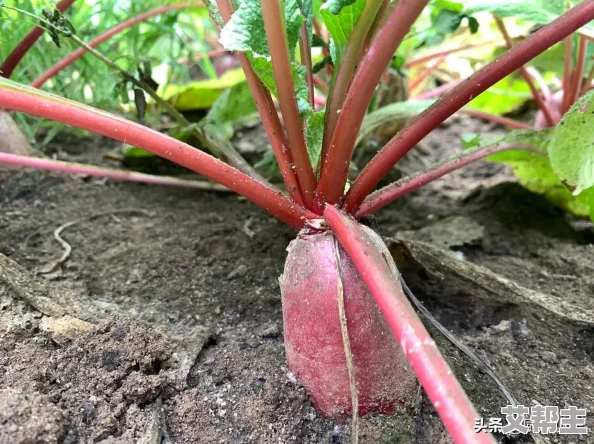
[
  {"x1": 38, "y1": 208, "x2": 152, "y2": 274},
  {"x1": 333, "y1": 238, "x2": 358, "y2": 444},
  {"x1": 399, "y1": 277, "x2": 518, "y2": 407},
  {"x1": 400, "y1": 276, "x2": 557, "y2": 444}
]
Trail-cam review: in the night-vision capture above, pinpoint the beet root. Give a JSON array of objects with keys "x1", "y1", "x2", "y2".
[
  {"x1": 280, "y1": 227, "x2": 418, "y2": 418},
  {"x1": 0, "y1": 110, "x2": 33, "y2": 158}
]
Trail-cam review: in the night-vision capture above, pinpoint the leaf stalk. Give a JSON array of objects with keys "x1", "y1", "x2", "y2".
[
  {"x1": 216, "y1": 0, "x2": 305, "y2": 206},
  {"x1": 315, "y1": 0, "x2": 430, "y2": 210},
  {"x1": 261, "y1": 0, "x2": 317, "y2": 208},
  {"x1": 356, "y1": 143, "x2": 545, "y2": 216},
  {"x1": 493, "y1": 15, "x2": 556, "y2": 127},
  {"x1": 0, "y1": 79, "x2": 314, "y2": 228},
  {"x1": 343, "y1": 1, "x2": 594, "y2": 213}
]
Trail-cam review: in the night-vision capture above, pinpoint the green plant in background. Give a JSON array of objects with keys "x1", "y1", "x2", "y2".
[
  {"x1": 0, "y1": 0, "x2": 220, "y2": 145},
  {"x1": 3, "y1": 0, "x2": 594, "y2": 225},
  {"x1": 443, "y1": 1, "x2": 594, "y2": 222},
  {"x1": 358, "y1": 0, "x2": 594, "y2": 224}
]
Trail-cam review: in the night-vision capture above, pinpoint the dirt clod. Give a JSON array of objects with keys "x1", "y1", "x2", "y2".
[{"x1": 0, "y1": 388, "x2": 67, "y2": 444}]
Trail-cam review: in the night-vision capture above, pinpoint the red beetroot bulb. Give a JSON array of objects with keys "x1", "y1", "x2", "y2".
[{"x1": 280, "y1": 226, "x2": 419, "y2": 418}]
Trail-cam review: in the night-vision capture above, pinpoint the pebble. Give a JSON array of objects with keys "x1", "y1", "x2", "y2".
[{"x1": 539, "y1": 351, "x2": 558, "y2": 364}]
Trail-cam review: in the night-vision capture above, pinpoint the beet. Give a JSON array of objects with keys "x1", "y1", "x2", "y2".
[
  {"x1": 0, "y1": 110, "x2": 33, "y2": 157},
  {"x1": 280, "y1": 227, "x2": 418, "y2": 418}
]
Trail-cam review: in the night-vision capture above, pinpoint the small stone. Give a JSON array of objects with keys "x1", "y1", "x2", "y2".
[
  {"x1": 40, "y1": 315, "x2": 93, "y2": 345},
  {"x1": 250, "y1": 377, "x2": 266, "y2": 394},
  {"x1": 539, "y1": 351, "x2": 558, "y2": 364}
]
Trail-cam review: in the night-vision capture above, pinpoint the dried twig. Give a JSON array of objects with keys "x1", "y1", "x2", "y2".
[{"x1": 39, "y1": 208, "x2": 152, "y2": 274}]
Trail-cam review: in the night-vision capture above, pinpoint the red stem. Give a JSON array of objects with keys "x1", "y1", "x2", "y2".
[
  {"x1": 31, "y1": 2, "x2": 201, "y2": 88},
  {"x1": 300, "y1": 24, "x2": 315, "y2": 109},
  {"x1": 313, "y1": 75, "x2": 329, "y2": 92},
  {"x1": 315, "y1": 0, "x2": 430, "y2": 210},
  {"x1": 403, "y1": 42, "x2": 494, "y2": 69},
  {"x1": 580, "y1": 57, "x2": 594, "y2": 96},
  {"x1": 240, "y1": 62, "x2": 305, "y2": 204},
  {"x1": 408, "y1": 53, "x2": 448, "y2": 94},
  {"x1": 361, "y1": 0, "x2": 390, "y2": 56},
  {"x1": 562, "y1": 35, "x2": 574, "y2": 113},
  {"x1": 569, "y1": 36, "x2": 588, "y2": 106},
  {"x1": 343, "y1": 0, "x2": 594, "y2": 214},
  {"x1": 459, "y1": 109, "x2": 534, "y2": 130},
  {"x1": 525, "y1": 66, "x2": 553, "y2": 103},
  {"x1": 261, "y1": 0, "x2": 317, "y2": 208},
  {"x1": 0, "y1": 81, "x2": 314, "y2": 229},
  {"x1": 217, "y1": 0, "x2": 304, "y2": 206},
  {"x1": 0, "y1": 0, "x2": 77, "y2": 79},
  {"x1": 0, "y1": 153, "x2": 230, "y2": 192},
  {"x1": 321, "y1": 0, "x2": 384, "y2": 161},
  {"x1": 493, "y1": 16, "x2": 556, "y2": 127},
  {"x1": 356, "y1": 143, "x2": 544, "y2": 216},
  {"x1": 324, "y1": 205, "x2": 495, "y2": 444}
]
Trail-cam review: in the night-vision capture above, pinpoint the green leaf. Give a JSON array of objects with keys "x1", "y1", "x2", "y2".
[
  {"x1": 461, "y1": 128, "x2": 552, "y2": 153},
  {"x1": 123, "y1": 146, "x2": 155, "y2": 159},
  {"x1": 419, "y1": 0, "x2": 478, "y2": 47},
  {"x1": 463, "y1": 128, "x2": 594, "y2": 220},
  {"x1": 433, "y1": 9, "x2": 466, "y2": 35},
  {"x1": 312, "y1": 34, "x2": 329, "y2": 48},
  {"x1": 467, "y1": 16, "x2": 479, "y2": 33},
  {"x1": 461, "y1": 0, "x2": 594, "y2": 38},
  {"x1": 501, "y1": 151, "x2": 594, "y2": 219},
  {"x1": 220, "y1": 0, "x2": 311, "y2": 114},
  {"x1": 204, "y1": 0, "x2": 225, "y2": 28},
  {"x1": 548, "y1": 89, "x2": 594, "y2": 195},
  {"x1": 220, "y1": 0, "x2": 301, "y2": 56},
  {"x1": 161, "y1": 68, "x2": 246, "y2": 111},
  {"x1": 431, "y1": 0, "x2": 464, "y2": 13},
  {"x1": 467, "y1": 75, "x2": 532, "y2": 116},
  {"x1": 323, "y1": 0, "x2": 359, "y2": 14},
  {"x1": 530, "y1": 44, "x2": 566, "y2": 78},
  {"x1": 203, "y1": 81, "x2": 258, "y2": 140},
  {"x1": 115, "y1": 81, "x2": 130, "y2": 105},
  {"x1": 312, "y1": 0, "x2": 324, "y2": 21},
  {"x1": 206, "y1": 81, "x2": 256, "y2": 125},
  {"x1": 531, "y1": 35, "x2": 594, "y2": 79},
  {"x1": 357, "y1": 100, "x2": 436, "y2": 145},
  {"x1": 490, "y1": 149, "x2": 594, "y2": 220},
  {"x1": 304, "y1": 110, "x2": 325, "y2": 173},
  {"x1": 320, "y1": 0, "x2": 365, "y2": 68},
  {"x1": 249, "y1": 57, "x2": 312, "y2": 114},
  {"x1": 313, "y1": 56, "x2": 333, "y2": 73}
]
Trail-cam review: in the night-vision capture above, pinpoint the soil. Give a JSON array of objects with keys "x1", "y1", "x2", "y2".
[{"x1": 1, "y1": 116, "x2": 593, "y2": 444}]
